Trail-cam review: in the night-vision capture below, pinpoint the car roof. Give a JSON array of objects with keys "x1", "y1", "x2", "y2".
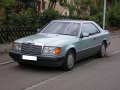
[{"x1": 52, "y1": 20, "x2": 95, "y2": 23}]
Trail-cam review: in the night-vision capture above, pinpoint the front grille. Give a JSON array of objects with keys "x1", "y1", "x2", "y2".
[{"x1": 21, "y1": 43, "x2": 42, "y2": 55}]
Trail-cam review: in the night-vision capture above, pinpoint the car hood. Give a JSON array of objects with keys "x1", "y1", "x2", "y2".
[{"x1": 15, "y1": 33, "x2": 77, "y2": 46}]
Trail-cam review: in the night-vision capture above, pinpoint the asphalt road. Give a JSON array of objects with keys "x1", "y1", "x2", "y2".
[{"x1": 0, "y1": 34, "x2": 120, "y2": 90}]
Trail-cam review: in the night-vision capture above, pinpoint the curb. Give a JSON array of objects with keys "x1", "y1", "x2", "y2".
[{"x1": 0, "y1": 61, "x2": 14, "y2": 66}]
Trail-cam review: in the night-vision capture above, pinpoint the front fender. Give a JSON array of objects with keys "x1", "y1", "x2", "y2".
[{"x1": 62, "y1": 44, "x2": 76, "y2": 56}]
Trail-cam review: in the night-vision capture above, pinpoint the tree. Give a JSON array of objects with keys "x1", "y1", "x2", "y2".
[
  {"x1": 49, "y1": 0, "x2": 58, "y2": 9},
  {"x1": 0, "y1": 0, "x2": 16, "y2": 15},
  {"x1": 63, "y1": 0, "x2": 92, "y2": 19},
  {"x1": 0, "y1": 0, "x2": 16, "y2": 19},
  {"x1": 0, "y1": 0, "x2": 16, "y2": 10},
  {"x1": 59, "y1": 0, "x2": 67, "y2": 7},
  {"x1": 16, "y1": 0, "x2": 39, "y2": 12}
]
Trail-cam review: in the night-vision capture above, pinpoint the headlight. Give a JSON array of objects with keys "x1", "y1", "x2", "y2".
[
  {"x1": 42, "y1": 47, "x2": 61, "y2": 55},
  {"x1": 12, "y1": 43, "x2": 22, "y2": 52}
]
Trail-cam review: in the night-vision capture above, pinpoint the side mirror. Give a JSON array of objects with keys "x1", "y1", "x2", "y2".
[
  {"x1": 80, "y1": 32, "x2": 89, "y2": 38},
  {"x1": 37, "y1": 29, "x2": 41, "y2": 33}
]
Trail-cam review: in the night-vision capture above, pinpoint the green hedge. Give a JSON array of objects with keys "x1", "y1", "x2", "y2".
[
  {"x1": 108, "y1": 3, "x2": 120, "y2": 28},
  {"x1": 1, "y1": 9, "x2": 60, "y2": 28},
  {"x1": 0, "y1": 9, "x2": 60, "y2": 43}
]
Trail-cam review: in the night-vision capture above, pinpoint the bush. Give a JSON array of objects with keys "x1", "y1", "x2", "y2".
[
  {"x1": 89, "y1": 12, "x2": 103, "y2": 27},
  {"x1": 108, "y1": 3, "x2": 120, "y2": 28},
  {"x1": 89, "y1": 4, "x2": 104, "y2": 27},
  {"x1": 1, "y1": 8, "x2": 36, "y2": 27},
  {"x1": 38, "y1": 9, "x2": 60, "y2": 25},
  {"x1": 0, "y1": 8, "x2": 60, "y2": 28},
  {"x1": 1, "y1": 14, "x2": 39, "y2": 27}
]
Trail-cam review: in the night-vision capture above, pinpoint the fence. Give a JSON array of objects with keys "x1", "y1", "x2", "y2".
[{"x1": 0, "y1": 26, "x2": 39, "y2": 44}]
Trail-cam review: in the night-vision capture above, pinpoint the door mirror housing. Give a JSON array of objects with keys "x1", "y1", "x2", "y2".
[{"x1": 80, "y1": 32, "x2": 89, "y2": 38}]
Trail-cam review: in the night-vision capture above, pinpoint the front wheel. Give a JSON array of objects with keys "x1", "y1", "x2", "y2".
[
  {"x1": 97, "y1": 42, "x2": 106, "y2": 58},
  {"x1": 62, "y1": 50, "x2": 75, "y2": 71}
]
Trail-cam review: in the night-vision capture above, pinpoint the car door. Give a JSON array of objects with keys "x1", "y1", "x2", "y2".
[{"x1": 77, "y1": 23, "x2": 100, "y2": 60}]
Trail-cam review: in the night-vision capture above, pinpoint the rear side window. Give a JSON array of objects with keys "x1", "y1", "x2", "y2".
[{"x1": 81, "y1": 23, "x2": 100, "y2": 35}]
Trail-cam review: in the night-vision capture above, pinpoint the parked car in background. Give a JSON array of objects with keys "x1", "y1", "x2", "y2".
[{"x1": 9, "y1": 20, "x2": 110, "y2": 71}]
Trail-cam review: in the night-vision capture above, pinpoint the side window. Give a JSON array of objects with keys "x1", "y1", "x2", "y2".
[
  {"x1": 81, "y1": 23, "x2": 100, "y2": 35},
  {"x1": 81, "y1": 24, "x2": 90, "y2": 34},
  {"x1": 89, "y1": 23, "x2": 100, "y2": 35}
]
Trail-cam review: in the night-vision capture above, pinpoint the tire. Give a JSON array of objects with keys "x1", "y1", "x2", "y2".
[
  {"x1": 97, "y1": 42, "x2": 106, "y2": 58},
  {"x1": 62, "y1": 50, "x2": 75, "y2": 71}
]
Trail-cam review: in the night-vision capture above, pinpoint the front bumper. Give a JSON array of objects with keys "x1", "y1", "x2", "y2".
[{"x1": 9, "y1": 51, "x2": 64, "y2": 67}]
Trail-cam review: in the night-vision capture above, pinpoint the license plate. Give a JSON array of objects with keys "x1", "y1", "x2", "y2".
[{"x1": 22, "y1": 55, "x2": 37, "y2": 61}]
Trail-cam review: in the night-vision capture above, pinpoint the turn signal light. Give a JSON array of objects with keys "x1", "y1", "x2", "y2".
[{"x1": 55, "y1": 48, "x2": 61, "y2": 55}]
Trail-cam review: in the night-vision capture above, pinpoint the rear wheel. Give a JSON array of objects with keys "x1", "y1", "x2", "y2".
[
  {"x1": 97, "y1": 42, "x2": 106, "y2": 58},
  {"x1": 62, "y1": 50, "x2": 75, "y2": 71}
]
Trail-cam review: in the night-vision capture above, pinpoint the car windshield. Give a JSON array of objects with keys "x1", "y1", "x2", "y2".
[{"x1": 40, "y1": 21, "x2": 80, "y2": 36}]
